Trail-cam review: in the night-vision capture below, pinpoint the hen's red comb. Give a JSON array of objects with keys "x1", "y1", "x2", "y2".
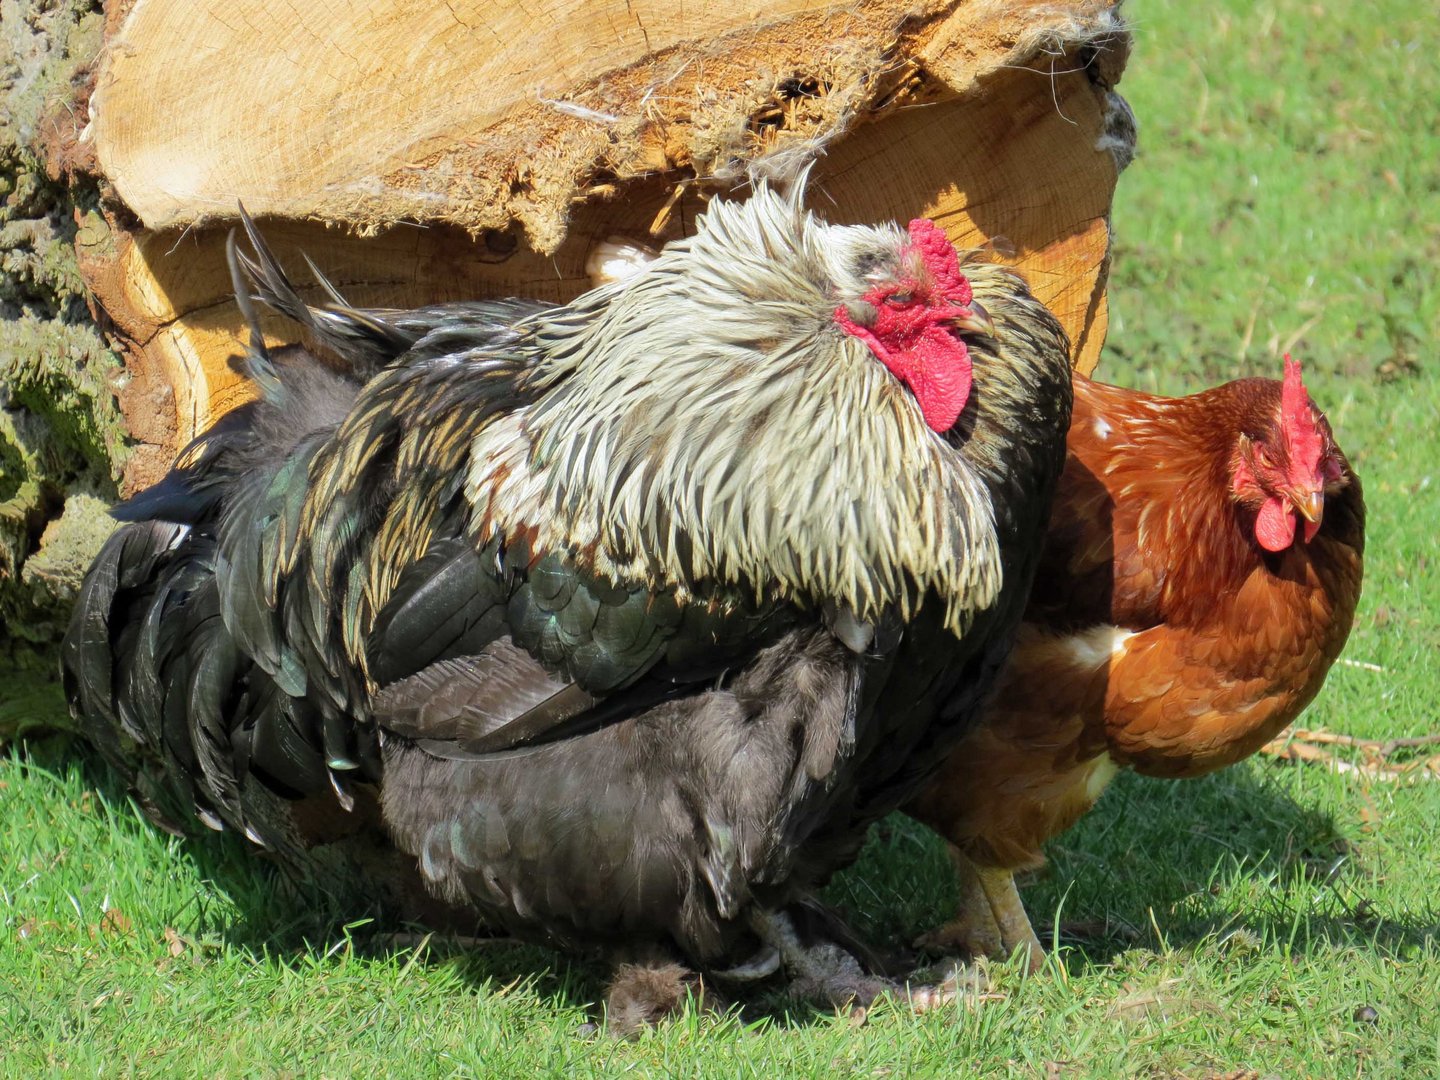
[
  {"x1": 907, "y1": 219, "x2": 972, "y2": 307},
  {"x1": 1281, "y1": 354, "x2": 1323, "y2": 476}
]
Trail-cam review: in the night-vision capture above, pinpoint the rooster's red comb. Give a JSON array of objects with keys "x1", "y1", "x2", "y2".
[
  {"x1": 1281, "y1": 354, "x2": 1323, "y2": 476},
  {"x1": 907, "y1": 219, "x2": 972, "y2": 307}
]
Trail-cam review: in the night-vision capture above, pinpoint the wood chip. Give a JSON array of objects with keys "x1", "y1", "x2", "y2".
[
  {"x1": 162, "y1": 926, "x2": 187, "y2": 957},
  {"x1": 98, "y1": 908, "x2": 133, "y2": 937},
  {"x1": 1261, "y1": 726, "x2": 1440, "y2": 782}
]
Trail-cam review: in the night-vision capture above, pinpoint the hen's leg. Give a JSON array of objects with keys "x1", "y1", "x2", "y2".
[
  {"x1": 974, "y1": 864, "x2": 1045, "y2": 973},
  {"x1": 914, "y1": 844, "x2": 1003, "y2": 959}
]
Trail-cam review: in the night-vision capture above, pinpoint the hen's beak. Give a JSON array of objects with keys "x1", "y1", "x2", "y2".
[
  {"x1": 1289, "y1": 488, "x2": 1325, "y2": 527},
  {"x1": 949, "y1": 300, "x2": 996, "y2": 338}
]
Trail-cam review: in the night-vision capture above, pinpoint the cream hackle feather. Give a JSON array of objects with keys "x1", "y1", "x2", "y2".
[{"x1": 459, "y1": 182, "x2": 1063, "y2": 635}]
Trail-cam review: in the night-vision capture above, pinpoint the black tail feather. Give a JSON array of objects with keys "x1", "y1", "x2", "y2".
[
  {"x1": 229, "y1": 203, "x2": 555, "y2": 374},
  {"x1": 226, "y1": 216, "x2": 273, "y2": 378}
]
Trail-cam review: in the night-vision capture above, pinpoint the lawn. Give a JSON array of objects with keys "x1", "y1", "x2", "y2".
[{"x1": 3, "y1": 0, "x2": 1438, "y2": 1075}]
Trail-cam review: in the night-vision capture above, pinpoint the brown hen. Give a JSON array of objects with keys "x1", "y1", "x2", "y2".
[{"x1": 906, "y1": 357, "x2": 1365, "y2": 970}]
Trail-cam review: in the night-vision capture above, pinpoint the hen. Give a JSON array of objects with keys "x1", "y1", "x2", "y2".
[
  {"x1": 906, "y1": 358, "x2": 1365, "y2": 970},
  {"x1": 62, "y1": 184, "x2": 1074, "y2": 1023}
]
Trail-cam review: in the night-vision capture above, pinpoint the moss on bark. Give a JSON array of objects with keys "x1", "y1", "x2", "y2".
[{"x1": 1, "y1": 0, "x2": 126, "y2": 665}]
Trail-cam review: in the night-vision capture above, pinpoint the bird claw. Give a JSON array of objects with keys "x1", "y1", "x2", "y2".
[
  {"x1": 904, "y1": 980, "x2": 959, "y2": 1014},
  {"x1": 746, "y1": 908, "x2": 993, "y2": 1016},
  {"x1": 902, "y1": 959, "x2": 989, "y2": 1014},
  {"x1": 749, "y1": 908, "x2": 889, "y2": 1009},
  {"x1": 713, "y1": 945, "x2": 781, "y2": 983}
]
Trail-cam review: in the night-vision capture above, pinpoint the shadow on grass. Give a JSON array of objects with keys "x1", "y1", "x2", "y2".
[
  {"x1": 1067, "y1": 763, "x2": 1437, "y2": 961},
  {"x1": 825, "y1": 762, "x2": 1439, "y2": 978},
  {"x1": 2, "y1": 676, "x2": 607, "y2": 1025},
  {"x1": 8, "y1": 663, "x2": 1435, "y2": 1033}
]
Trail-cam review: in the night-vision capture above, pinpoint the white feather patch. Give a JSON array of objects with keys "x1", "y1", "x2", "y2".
[
  {"x1": 584, "y1": 236, "x2": 660, "y2": 288},
  {"x1": 1027, "y1": 624, "x2": 1133, "y2": 671},
  {"x1": 1083, "y1": 754, "x2": 1122, "y2": 801}
]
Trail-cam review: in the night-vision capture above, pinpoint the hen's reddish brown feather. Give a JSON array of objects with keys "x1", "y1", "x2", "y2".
[{"x1": 907, "y1": 371, "x2": 1364, "y2": 960}]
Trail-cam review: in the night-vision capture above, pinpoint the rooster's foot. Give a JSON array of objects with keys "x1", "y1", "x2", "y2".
[
  {"x1": 749, "y1": 908, "x2": 988, "y2": 1016},
  {"x1": 748, "y1": 908, "x2": 890, "y2": 1009}
]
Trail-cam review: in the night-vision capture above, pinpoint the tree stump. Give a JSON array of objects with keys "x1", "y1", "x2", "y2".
[{"x1": 0, "y1": 0, "x2": 1133, "y2": 664}]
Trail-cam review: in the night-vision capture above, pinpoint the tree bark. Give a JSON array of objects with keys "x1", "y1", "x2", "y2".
[
  {"x1": 1, "y1": 0, "x2": 122, "y2": 670},
  {"x1": 0, "y1": 0, "x2": 1133, "y2": 666}
]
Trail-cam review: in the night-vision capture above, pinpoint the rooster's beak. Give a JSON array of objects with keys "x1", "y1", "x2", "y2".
[
  {"x1": 949, "y1": 301, "x2": 996, "y2": 338},
  {"x1": 1289, "y1": 488, "x2": 1325, "y2": 527}
]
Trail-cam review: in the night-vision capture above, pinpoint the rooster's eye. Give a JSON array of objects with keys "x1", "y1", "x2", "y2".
[{"x1": 886, "y1": 292, "x2": 913, "y2": 306}]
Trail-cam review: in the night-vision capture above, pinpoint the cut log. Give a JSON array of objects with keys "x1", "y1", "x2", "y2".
[
  {"x1": 79, "y1": 0, "x2": 1133, "y2": 490},
  {"x1": 2, "y1": 0, "x2": 1133, "y2": 658}
]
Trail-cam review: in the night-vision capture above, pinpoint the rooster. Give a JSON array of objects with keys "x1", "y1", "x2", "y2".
[
  {"x1": 905, "y1": 358, "x2": 1365, "y2": 970},
  {"x1": 62, "y1": 183, "x2": 1074, "y2": 1025}
]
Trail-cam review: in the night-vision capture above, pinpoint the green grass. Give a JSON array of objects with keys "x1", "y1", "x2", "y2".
[{"x1": 3, "y1": 0, "x2": 1439, "y2": 1074}]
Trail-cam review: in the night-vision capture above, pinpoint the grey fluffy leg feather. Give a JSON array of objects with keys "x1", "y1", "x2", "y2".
[
  {"x1": 748, "y1": 909, "x2": 891, "y2": 1010},
  {"x1": 750, "y1": 907, "x2": 988, "y2": 1015},
  {"x1": 603, "y1": 958, "x2": 717, "y2": 1037}
]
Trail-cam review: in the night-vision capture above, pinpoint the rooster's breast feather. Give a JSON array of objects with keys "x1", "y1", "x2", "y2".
[{"x1": 460, "y1": 192, "x2": 1009, "y2": 639}]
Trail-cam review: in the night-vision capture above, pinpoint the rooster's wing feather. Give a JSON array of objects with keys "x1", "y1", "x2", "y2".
[{"x1": 364, "y1": 514, "x2": 797, "y2": 757}]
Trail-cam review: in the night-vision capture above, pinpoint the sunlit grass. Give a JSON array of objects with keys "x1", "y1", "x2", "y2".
[{"x1": 3, "y1": 0, "x2": 1437, "y2": 1074}]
